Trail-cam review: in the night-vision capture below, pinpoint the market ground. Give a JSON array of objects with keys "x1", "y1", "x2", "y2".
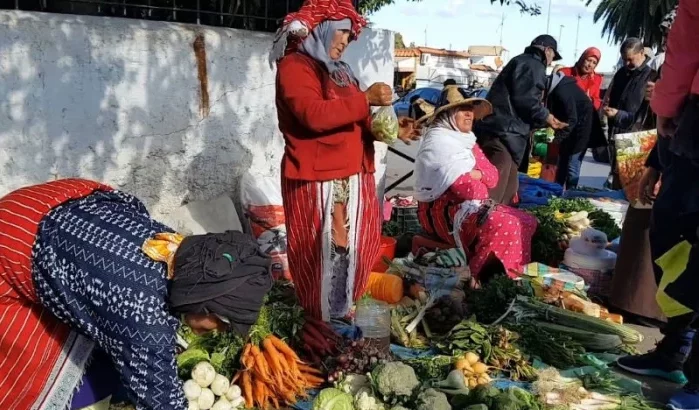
[{"x1": 385, "y1": 147, "x2": 680, "y2": 404}]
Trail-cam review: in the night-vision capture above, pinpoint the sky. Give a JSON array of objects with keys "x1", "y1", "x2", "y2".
[{"x1": 368, "y1": 0, "x2": 622, "y2": 73}]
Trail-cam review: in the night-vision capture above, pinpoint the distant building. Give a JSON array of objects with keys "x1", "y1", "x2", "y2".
[
  {"x1": 394, "y1": 45, "x2": 510, "y2": 90},
  {"x1": 394, "y1": 47, "x2": 472, "y2": 89},
  {"x1": 467, "y1": 45, "x2": 510, "y2": 71}
]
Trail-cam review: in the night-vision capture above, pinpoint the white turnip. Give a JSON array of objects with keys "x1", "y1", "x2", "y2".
[
  {"x1": 197, "y1": 388, "x2": 215, "y2": 410},
  {"x1": 224, "y1": 384, "x2": 242, "y2": 402},
  {"x1": 210, "y1": 374, "x2": 230, "y2": 396},
  {"x1": 191, "y1": 362, "x2": 216, "y2": 388},
  {"x1": 183, "y1": 379, "x2": 202, "y2": 400}
]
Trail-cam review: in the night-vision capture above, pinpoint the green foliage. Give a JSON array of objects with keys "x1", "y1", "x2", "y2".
[
  {"x1": 589, "y1": 0, "x2": 678, "y2": 48},
  {"x1": 358, "y1": 0, "x2": 541, "y2": 16},
  {"x1": 395, "y1": 32, "x2": 406, "y2": 49}
]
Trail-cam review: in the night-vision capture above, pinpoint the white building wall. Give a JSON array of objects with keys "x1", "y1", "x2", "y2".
[{"x1": 0, "y1": 11, "x2": 394, "y2": 222}]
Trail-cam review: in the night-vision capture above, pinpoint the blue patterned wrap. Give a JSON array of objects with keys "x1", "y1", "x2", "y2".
[{"x1": 32, "y1": 190, "x2": 187, "y2": 410}]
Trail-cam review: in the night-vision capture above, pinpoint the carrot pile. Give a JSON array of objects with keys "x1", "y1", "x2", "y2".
[{"x1": 234, "y1": 334, "x2": 324, "y2": 409}]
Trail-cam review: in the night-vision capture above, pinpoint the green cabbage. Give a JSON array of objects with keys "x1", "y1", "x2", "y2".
[{"x1": 312, "y1": 388, "x2": 355, "y2": 410}]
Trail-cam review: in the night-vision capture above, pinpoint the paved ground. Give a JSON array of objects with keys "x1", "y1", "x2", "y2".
[
  {"x1": 626, "y1": 325, "x2": 679, "y2": 404},
  {"x1": 385, "y1": 147, "x2": 683, "y2": 405}
]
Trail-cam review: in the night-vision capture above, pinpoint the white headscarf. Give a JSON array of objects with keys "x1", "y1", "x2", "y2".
[{"x1": 413, "y1": 108, "x2": 478, "y2": 202}]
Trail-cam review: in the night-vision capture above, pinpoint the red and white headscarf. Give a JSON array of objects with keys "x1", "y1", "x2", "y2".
[{"x1": 269, "y1": 0, "x2": 367, "y2": 67}]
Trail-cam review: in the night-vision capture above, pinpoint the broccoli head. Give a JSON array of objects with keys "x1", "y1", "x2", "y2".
[
  {"x1": 371, "y1": 362, "x2": 420, "y2": 400},
  {"x1": 416, "y1": 388, "x2": 451, "y2": 410}
]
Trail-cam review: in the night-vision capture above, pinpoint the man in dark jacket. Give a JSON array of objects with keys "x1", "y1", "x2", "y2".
[
  {"x1": 547, "y1": 70, "x2": 597, "y2": 188},
  {"x1": 602, "y1": 37, "x2": 653, "y2": 189},
  {"x1": 475, "y1": 34, "x2": 567, "y2": 204}
]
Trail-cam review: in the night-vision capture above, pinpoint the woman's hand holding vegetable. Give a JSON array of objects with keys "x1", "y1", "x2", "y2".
[
  {"x1": 397, "y1": 117, "x2": 420, "y2": 145},
  {"x1": 365, "y1": 83, "x2": 393, "y2": 106}
]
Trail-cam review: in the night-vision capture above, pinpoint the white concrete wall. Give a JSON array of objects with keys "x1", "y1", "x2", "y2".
[{"x1": 0, "y1": 11, "x2": 394, "y2": 223}]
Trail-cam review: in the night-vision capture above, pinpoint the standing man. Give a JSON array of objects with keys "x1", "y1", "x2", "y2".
[
  {"x1": 475, "y1": 34, "x2": 567, "y2": 204},
  {"x1": 546, "y1": 70, "x2": 595, "y2": 189},
  {"x1": 615, "y1": 2, "x2": 699, "y2": 409},
  {"x1": 602, "y1": 37, "x2": 653, "y2": 189}
]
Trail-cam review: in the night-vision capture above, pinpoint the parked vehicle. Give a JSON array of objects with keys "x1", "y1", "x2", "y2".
[
  {"x1": 393, "y1": 87, "x2": 441, "y2": 117},
  {"x1": 468, "y1": 88, "x2": 489, "y2": 98}
]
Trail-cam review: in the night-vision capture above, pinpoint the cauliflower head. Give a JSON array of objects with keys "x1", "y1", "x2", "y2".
[
  {"x1": 371, "y1": 362, "x2": 420, "y2": 399},
  {"x1": 416, "y1": 388, "x2": 451, "y2": 410},
  {"x1": 354, "y1": 387, "x2": 386, "y2": 410},
  {"x1": 336, "y1": 374, "x2": 370, "y2": 396}
]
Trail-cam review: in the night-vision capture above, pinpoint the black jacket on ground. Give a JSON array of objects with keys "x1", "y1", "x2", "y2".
[
  {"x1": 607, "y1": 57, "x2": 653, "y2": 135},
  {"x1": 475, "y1": 46, "x2": 550, "y2": 166},
  {"x1": 546, "y1": 75, "x2": 595, "y2": 155}
]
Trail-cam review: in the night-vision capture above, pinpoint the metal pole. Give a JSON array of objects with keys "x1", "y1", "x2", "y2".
[
  {"x1": 499, "y1": 13, "x2": 505, "y2": 46},
  {"x1": 574, "y1": 14, "x2": 581, "y2": 57},
  {"x1": 559, "y1": 24, "x2": 564, "y2": 46},
  {"x1": 546, "y1": 0, "x2": 552, "y2": 34}
]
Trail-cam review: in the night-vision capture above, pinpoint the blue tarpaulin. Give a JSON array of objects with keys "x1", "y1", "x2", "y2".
[{"x1": 518, "y1": 174, "x2": 563, "y2": 208}]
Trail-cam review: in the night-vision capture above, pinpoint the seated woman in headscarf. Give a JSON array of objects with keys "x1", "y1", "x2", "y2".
[
  {"x1": 415, "y1": 87, "x2": 538, "y2": 279},
  {"x1": 0, "y1": 179, "x2": 272, "y2": 410},
  {"x1": 271, "y1": 0, "x2": 417, "y2": 321}
]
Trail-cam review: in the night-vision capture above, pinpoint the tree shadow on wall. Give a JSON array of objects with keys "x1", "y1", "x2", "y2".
[
  {"x1": 0, "y1": 11, "x2": 281, "y2": 222},
  {"x1": 345, "y1": 27, "x2": 394, "y2": 87}
]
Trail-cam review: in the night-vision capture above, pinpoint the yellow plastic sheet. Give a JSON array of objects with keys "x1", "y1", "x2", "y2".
[{"x1": 655, "y1": 240, "x2": 693, "y2": 318}]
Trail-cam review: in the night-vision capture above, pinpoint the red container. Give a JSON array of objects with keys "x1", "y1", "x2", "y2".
[{"x1": 372, "y1": 236, "x2": 397, "y2": 273}]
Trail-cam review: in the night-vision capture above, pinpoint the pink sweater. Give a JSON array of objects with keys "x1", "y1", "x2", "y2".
[{"x1": 651, "y1": 0, "x2": 699, "y2": 118}]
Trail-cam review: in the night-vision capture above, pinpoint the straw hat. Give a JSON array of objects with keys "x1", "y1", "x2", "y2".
[
  {"x1": 411, "y1": 98, "x2": 436, "y2": 124},
  {"x1": 427, "y1": 86, "x2": 493, "y2": 124}
]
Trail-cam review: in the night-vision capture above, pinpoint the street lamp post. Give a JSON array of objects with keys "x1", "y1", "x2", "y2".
[
  {"x1": 546, "y1": 0, "x2": 552, "y2": 33},
  {"x1": 574, "y1": 14, "x2": 581, "y2": 57},
  {"x1": 559, "y1": 24, "x2": 565, "y2": 47}
]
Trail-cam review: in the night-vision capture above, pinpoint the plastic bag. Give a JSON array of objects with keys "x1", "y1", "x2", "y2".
[
  {"x1": 240, "y1": 171, "x2": 290, "y2": 280},
  {"x1": 371, "y1": 106, "x2": 399, "y2": 145}
]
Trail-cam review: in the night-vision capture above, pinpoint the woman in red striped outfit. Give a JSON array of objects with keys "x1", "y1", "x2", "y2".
[
  {"x1": 0, "y1": 179, "x2": 271, "y2": 410},
  {"x1": 271, "y1": 0, "x2": 416, "y2": 320}
]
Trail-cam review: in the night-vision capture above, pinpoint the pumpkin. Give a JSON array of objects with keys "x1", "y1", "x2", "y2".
[{"x1": 366, "y1": 272, "x2": 404, "y2": 304}]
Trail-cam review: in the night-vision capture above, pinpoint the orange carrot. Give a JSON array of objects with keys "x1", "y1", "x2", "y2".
[
  {"x1": 272, "y1": 397, "x2": 280, "y2": 409},
  {"x1": 301, "y1": 373, "x2": 325, "y2": 385},
  {"x1": 241, "y1": 343, "x2": 254, "y2": 370},
  {"x1": 232, "y1": 371, "x2": 242, "y2": 384},
  {"x1": 241, "y1": 371, "x2": 253, "y2": 408},
  {"x1": 250, "y1": 344, "x2": 272, "y2": 382},
  {"x1": 262, "y1": 338, "x2": 287, "y2": 375},
  {"x1": 267, "y1": 335, "x2": 301, "y2": 361},
  {"x1": 263, "y1": 350, "x2": 285, "y2": 385},
  {"x1": 298, "y1": 364, "x2": 322, "y2": 375},
  {"x1": 253, "y1": 378, "x2": 266, "y2": 408}
]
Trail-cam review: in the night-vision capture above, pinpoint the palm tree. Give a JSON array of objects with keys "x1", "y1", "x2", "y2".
[{"x1": 589, "y1": 0, "x2": 677, "y2": 48}]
